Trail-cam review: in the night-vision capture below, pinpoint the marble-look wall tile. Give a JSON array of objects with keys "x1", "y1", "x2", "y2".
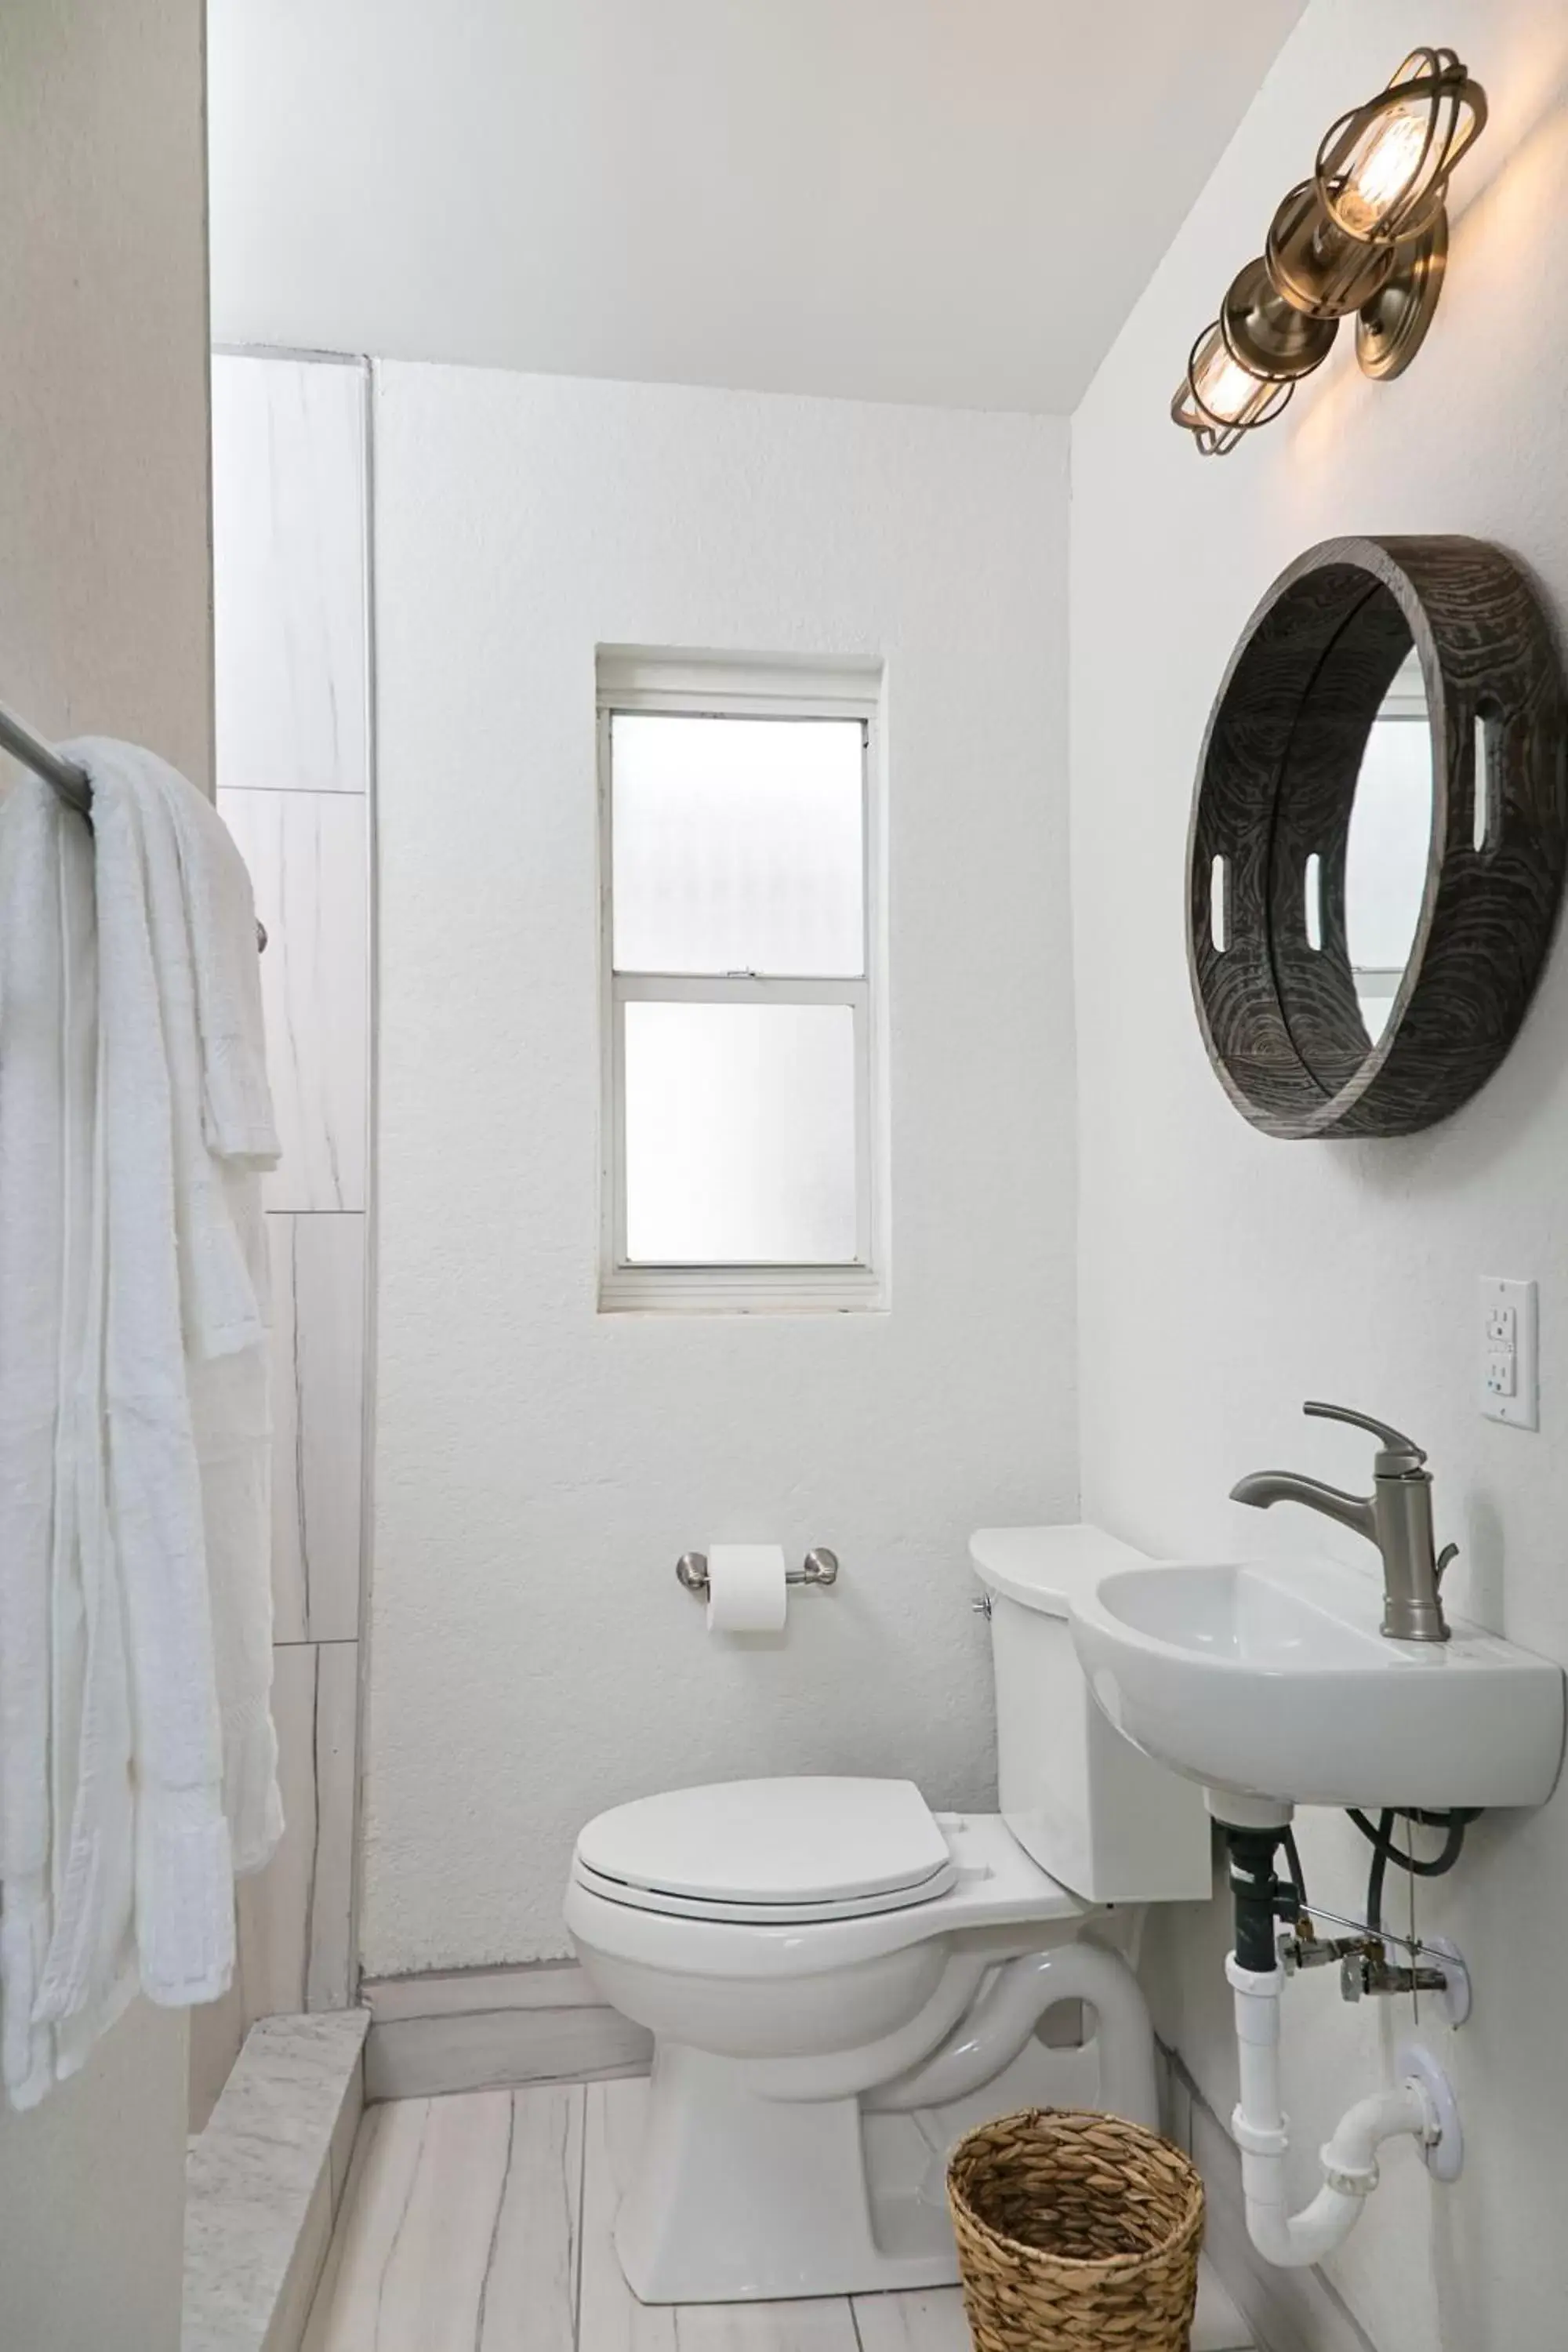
[
  {"x1": 268, "y1": 1214, "x2": 367, "y2": 1644},
  {"x1": 188, "y1": 1965, "x2": 249, "y2": 2137},
  {"x1": 362, "y1": 1961, "x2": 603, "y2": 2023},
  {"x1": 221, "y1": 788, "x2": 368, "y2": 1211},
  {"x1": 213, "y1": 354, "x2": 368, "y2": 797},
  {"x1": 241, "y1": 1644, "x2": 359, "y2": 2020},
  {"x1": 364, "y1": 2002, "x2": 651, "y2": 2103}
]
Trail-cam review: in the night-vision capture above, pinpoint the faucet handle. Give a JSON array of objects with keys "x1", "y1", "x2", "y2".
[{"x1": 1303, "y1": 1400, "x2": 1426, "y2": 1472}]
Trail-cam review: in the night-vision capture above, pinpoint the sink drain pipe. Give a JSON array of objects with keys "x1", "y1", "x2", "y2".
[{"x1": 1224, "y1": 1825, "x2": 1460, "y2": 2268}]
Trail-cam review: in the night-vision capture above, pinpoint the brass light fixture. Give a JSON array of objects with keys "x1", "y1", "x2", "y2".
[{"x1": 1172, "y1": 49, "x2": 1486, "y2": 455}]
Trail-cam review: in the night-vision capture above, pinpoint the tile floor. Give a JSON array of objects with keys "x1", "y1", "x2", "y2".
[{"x1": 303, "y1": 2079, "x2": 1254, "y2": 2350}]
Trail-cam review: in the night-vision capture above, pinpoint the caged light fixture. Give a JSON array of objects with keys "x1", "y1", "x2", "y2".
[{"x1": 1172, "y1": 48, "x2": 1486, "y2": 455}]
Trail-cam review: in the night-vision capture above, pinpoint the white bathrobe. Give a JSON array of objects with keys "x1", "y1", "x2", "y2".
[
  {"x1": 0, "y1": 780, "x2": 103, "y2": 2104},
  {"x1": 0, "y1": 746, "x2": 282, "y2": 2107}
]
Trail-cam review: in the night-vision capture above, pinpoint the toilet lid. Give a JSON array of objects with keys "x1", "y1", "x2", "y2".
[{"x1": 574, "y1": 1777, "x2": 956, "y2": 1918}]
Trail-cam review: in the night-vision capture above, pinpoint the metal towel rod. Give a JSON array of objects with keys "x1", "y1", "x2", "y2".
[
  {"x1": 0, "y1": 695, "x2": 266, "y2": 949},
  {"x1": 0, "y1": 695, "x2": 93, "y2": 815}
]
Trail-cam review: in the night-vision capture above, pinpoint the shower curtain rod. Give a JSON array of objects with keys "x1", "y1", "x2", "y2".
[{"x1": 0, "y1": 693, "x2": 267, "y2": 950}]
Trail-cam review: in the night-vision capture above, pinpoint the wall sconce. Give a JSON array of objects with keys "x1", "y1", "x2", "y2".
[{"x1": 1172, "y1": 49, "x2": 1486, "y2": 455}]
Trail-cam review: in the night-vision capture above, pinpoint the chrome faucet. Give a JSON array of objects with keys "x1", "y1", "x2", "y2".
[{"x1": 1231, "y1": 1401, "x2": 1456, "y2": 1644}]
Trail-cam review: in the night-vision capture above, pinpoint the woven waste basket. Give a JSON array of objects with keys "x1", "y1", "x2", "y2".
[{"x1": 948, "y1": 2108, "x2": 1204, "y2": 2352}]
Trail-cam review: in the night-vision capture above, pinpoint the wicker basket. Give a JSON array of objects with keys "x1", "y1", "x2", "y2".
[{"x1": 947, "y1": 2108, "x2": 1204, "y2": 2352}]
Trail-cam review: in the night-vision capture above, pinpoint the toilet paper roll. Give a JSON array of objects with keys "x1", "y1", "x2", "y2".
[{"x1": 706, "y1": 1543, "x2": 789, "y2": 1634}]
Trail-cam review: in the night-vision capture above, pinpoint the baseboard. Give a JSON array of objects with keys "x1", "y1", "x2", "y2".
[
  {"x1": 361, "y1": 1960, "x2": 652, "y2": 2101},
  {"x1": 1160, "y1": 2043, "x2": 1381, "y2": 2352}
]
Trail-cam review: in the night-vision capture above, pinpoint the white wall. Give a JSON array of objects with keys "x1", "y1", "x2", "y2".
[
  {"x1": 1071, "y1": 4, "x2": 1568, "y2": 2346},
  {"x1": 366, "y1": 365, "x2": 1073, "y2": 1969},
  {"x1": 0, "y1": 0, "x2": 211, "y2": 2339}
]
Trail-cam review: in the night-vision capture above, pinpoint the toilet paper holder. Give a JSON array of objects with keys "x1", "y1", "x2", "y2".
[{"x1": 676, "y1": 1548, "x2": 840, "y2": 1596}]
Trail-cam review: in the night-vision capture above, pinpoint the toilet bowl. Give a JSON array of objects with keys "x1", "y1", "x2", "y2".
[
  {"x1": 566, "y1": 1524, "x2": 1213, "y2": 2304},
  {"x1": 568, "y1": 1791, "x2": 1166, "y2": 2302}
]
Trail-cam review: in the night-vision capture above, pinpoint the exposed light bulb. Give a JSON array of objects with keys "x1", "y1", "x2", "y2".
[
  {"x1": 1191, "y1": 337, "x2": 1270, "y2": 425},
  {"x1": 1171, "y1": 321, "x2": 1293, "y2": 454},
  {"x1": 1337, "y1": 103, "x2": 1431, "y2": 235}
]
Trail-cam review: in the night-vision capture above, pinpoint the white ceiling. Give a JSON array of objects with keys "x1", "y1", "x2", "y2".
[{"x1": 208, "y1": 0, "x2": 1305, "y2": 414}]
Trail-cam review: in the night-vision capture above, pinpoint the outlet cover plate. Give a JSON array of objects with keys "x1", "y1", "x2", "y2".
[{"x1": 1480, "y1": 1275, "x2": 1537, "y2": 1429}]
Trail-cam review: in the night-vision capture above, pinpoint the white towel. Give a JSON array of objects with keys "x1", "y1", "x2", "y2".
[{"x1": 0, "y1": 742, "x2": 282, "y2": 2103}]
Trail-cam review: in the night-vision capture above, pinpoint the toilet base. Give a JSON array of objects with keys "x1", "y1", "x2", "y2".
[{"x1": 615, "y1": 2022, "x2": 1116, "y2": 2303}]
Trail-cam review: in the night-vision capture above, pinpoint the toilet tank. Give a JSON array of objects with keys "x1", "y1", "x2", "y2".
[{"x1": 971, "y1": 1525, "x2": 1211, "y2": 1904}]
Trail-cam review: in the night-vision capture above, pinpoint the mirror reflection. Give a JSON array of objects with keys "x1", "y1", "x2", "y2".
[{"x1": 1345, "y1": 647, "x2": 1432, "y2": 1042}]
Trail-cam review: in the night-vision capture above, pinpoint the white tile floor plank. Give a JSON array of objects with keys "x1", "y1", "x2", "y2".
[
  {"x1": 303, "y1": 2101, "x2": 429, "y2": 2350},
  {"x1": 671, "y1": 2310, "x2": 860, "y2": 2352},
  {"x1": 854, "y1": 2262, "x2": 1251, "y2": 2352},
  {"x1": 851, "y1": 2288, "x2": 971, "y2": 2351},
  {"x1": 1191, "y1": 2258, "x2": 1254, "y2": 2350},
  {"x1": 307, "y1": 2082, "x2": 1250, "y2": 2352},
  {"x1": 304, "y1": 2085, "x2": 582, "y2": 2351},
  {"x1": 301, "y1": 2111, "x2": 372, "y2": 2352},
  {"x1": 479, "y1": 2085, "x2": 586, "y2": 2352},
  {"x1": 579, "y1": 2080, "x2": 859, "y2": 2352}
]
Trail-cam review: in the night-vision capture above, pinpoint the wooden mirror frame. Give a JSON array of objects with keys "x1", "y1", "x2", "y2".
[{"x1": 1188, "y1": 535, "x2": 1568, "y2": 1138}]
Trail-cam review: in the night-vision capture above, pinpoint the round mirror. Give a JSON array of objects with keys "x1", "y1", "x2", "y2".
[
  {"x1": 1345, "y1": 646, "x2": 1431, "y2": 1044},
  {"x1": 1189, "y1": 535, "x2": 1567, "y2": 1139}
]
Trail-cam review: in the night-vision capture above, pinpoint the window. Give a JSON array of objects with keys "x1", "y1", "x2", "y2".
[{"x1": 598, "y1": 652, "x2": 884, "y2": 1311}]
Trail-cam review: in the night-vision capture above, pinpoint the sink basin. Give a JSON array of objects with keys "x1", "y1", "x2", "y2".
[{"x1": 1069, "y1": 1555, "x2": 1565, "y2": 1813}]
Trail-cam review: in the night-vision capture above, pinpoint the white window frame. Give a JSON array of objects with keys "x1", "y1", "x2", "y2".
[{"x1": 597, "y1": 652, "x2": 886, "y2": 1314}]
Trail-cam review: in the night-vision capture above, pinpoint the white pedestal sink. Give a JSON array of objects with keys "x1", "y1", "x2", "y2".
[{"x1": 1069, "y1": 1554, "x2": 1565, "y2": 1815}]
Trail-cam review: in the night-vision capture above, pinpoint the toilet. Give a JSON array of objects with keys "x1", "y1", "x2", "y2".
[{"x1": 564, "y1": 1523, "x2": 1211, "y2": 2304}]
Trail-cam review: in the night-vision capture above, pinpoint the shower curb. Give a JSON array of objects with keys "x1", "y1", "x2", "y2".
[{"x1": 183, "y1": 2008, "x2": 368, "y2": 2352}]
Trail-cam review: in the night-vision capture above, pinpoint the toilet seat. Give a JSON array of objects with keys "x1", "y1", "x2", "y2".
[
  {"x1": 572, "y1": 1776, "x2": 960, "y2": 1926},
  {"x1": 568, "y1": 1806, "x2": 1086, "y2": 1980}
]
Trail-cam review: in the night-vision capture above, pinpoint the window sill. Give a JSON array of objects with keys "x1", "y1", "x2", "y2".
[{"x1": 598, "y1": 1265, "x2": 886, "y2": 1316}]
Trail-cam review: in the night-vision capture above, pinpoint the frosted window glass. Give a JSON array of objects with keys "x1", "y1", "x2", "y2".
[
  {"x1": 612, "y1": 714, "x2": 864, "y2": 976},
  {"x1": 624, "y1": 1002, "x2": 858, "y2": 1263}
]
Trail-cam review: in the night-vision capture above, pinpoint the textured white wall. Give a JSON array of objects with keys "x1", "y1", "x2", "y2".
[
  {"x1": 0, "y1": 0, "x2": 210, "y2": 2339},
  {"x1": 1071, "y1": 4, "x2": 1568, "y2": 2346},
  {"x1": 366, "y1": 365, "x2": 1074, "y2": 1969}
]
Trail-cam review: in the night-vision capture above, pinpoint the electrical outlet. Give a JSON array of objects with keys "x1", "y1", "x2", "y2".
[{"x1": 1479, "y1": 1276, "x2": 1537, "y2": 1429}]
